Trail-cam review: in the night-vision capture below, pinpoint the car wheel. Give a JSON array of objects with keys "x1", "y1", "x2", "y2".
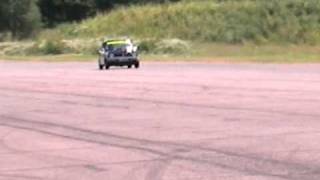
[
  {"x1": 104, "y1": 59, "x2": 110, "y2": 70},
  {"x1": 134, "y1": 61, "x2": 140, "y2": 69},
  {"x1": 128, "y1": 64, "x2": 132, "y2": 69},
  {"x1": 99, "y1": 64, "x2": 104, "y2": 70}
]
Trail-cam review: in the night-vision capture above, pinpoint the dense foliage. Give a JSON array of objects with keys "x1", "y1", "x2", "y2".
[
  {"x1": 38, "y1": 0, "x2": 179, "y2": 26},
  {"x1": 0, "y1": 0, "x2": 179, "y2": 39},
  {"x1": 48, "y1": 0, "x2": 320, "y2": 44},
  {"x1": 1, "y1": 0, "x2": 320, "y2": 44},
  {"x1": 0, "y1": 0, "x2": 41, "y2": 39}
]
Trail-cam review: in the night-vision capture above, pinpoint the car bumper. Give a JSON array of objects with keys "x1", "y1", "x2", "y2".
[{"x1": 106, "y1": 57, "x2": 138, "y2": 65}]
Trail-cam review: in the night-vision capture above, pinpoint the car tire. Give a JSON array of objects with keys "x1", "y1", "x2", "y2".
[
  {"x1": 128, "y1": 64, "x2": 132, "y2": 69},
  {"x1": 99, "y1": 64, "x2": 104, "y2": 70},
  {"x1": 134, "y1": 61, "x2": 140, "y2": 69},
  {"x1": 104, "y1": 58, "x2": 110, "y2": 70}
]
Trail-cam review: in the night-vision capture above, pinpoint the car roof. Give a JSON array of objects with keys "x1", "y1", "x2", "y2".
[{"x1": 104, "y1": 39, "x2": 132, "y2": 45}]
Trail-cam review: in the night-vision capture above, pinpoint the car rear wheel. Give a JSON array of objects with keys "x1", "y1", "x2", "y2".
[
  {"x1": 128, "y1": 64, "x2": 132, "y2": 69},
  {"x1": 104, "y1": 59, "x2": 110, "y2": 70}
]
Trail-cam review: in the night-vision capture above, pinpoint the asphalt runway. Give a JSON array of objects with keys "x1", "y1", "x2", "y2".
[{"x1": 0, "y1": 61, "x2": 320, "y2": 180}]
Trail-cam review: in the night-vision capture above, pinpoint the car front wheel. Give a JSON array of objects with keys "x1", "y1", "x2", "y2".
[
  {"x1": 134, "y1": 61, "x2": 140, "y2": 69},
  {"x1": 99, "y1": 64, "x2": 104, "y2": 70}
]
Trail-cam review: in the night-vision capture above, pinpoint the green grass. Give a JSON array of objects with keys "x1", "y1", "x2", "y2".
[
  {"x1": 1, "y1": 0, "x2": 320, "y2": 63},
  {"x1": 0, "y1": 54, "x2": 95, "y2": 62},
  {"x1": 190, "y1": 43, "x2": 320, "y2": 63},
  {"x1": 41, "y1": 0, "x2": 320, "y2": 44},
  {"x1": 1, "y1": 43, "x2": 320, "y2": 63}
]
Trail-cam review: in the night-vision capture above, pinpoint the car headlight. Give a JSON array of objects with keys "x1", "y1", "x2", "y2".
[{"x1": 98, "y1": 49, "x2": 104, "y2": 54}]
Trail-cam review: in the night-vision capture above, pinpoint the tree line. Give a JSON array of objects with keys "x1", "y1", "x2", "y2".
[{"x1": 0, "y1": 0, "x2": 179, "y2": 39}]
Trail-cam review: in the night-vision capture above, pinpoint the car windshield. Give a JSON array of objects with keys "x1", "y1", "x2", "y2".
[{"x1": 107, "y1": 43, "x2": 129, "y2": 51}]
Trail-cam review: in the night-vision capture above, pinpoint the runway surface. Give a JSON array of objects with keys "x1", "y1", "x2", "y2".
[{"x1": 0, "y1": 61, "x2": 320, "y2": 180}]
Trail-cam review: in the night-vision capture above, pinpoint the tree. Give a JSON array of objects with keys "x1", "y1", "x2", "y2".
[
  {"x1": 38, "y1": 0, "x2": 96, "y2": 27},
  {"x1": 38, "y1": 0, "x2": 181, "y2": 26},
  {"x1": 0, "y1": 0, "x2": 41, "y2": 39},
  {"x1": 95, "y1": 0, "x2": 180, "y2": 11}
]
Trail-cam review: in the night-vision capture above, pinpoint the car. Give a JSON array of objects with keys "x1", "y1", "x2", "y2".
[{"x1": 98, "y1": 39, "x2": 140, "y2": 70}]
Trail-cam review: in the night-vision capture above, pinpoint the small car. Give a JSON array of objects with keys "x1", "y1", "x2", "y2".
[{"x1": 98, "y1": 39, "x2": 140, "y2": 70}]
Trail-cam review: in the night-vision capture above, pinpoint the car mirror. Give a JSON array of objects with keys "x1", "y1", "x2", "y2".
[{"x1": 133, "y1": 45, "x2": 138, "y2": 52}]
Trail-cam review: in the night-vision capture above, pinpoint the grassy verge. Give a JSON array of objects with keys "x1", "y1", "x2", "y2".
[
  {"x1": 189, "y1": 43, "x2": 320, "y2": 63},
  {"x1": 1, "y1": 43, "x2": 320, "y2": 63},
  {"x1": 2, "y1": 0, "x2": 320, "y2": 63},
  {"x1": 0, "y1": 54, "x2": 95, "y2": 62}
]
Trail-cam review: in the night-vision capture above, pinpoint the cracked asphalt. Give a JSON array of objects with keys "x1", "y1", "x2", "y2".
[{"x1": 0, "y1": 61, "x2": 320, "y2": 180}]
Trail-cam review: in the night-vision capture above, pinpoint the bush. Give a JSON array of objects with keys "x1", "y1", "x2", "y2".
[
  {"x1": 63, "y1": 39, "x2": 100, "y2": 55},
  {"x1": 0, "y1": 42, "x2": 33, "y2": 56},
  {"x1": 0, "y1": 32, "x2": 12, "y2": 42},
  {"x1": 138, "y1": 39, "x2": 158, "y2": 53},
  {"x1": 139, "y1": 38, "x2": 190, "y2": 54},
  {"x1": 0, "y1": 0, "x2": 42, "y2": 39},
  {"x1": 154, "y1": 39, "x2": 190, "y2": 54},
  {"x1": 29, "y1": 37, "x2": 68, "y2": 55},
  {"x1": 44, "y1": 0, "x2": 320, "y2": 45}
]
